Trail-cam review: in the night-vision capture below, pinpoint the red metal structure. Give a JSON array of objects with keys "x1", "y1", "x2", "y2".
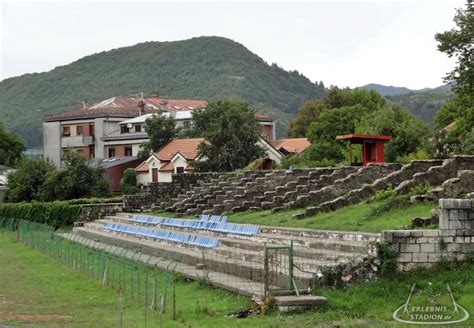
[{"x1": 336, "y1": 134, "x2": 392, "y2": 165}]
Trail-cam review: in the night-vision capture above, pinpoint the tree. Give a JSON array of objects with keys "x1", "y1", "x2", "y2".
[
  {"x1": 435, "y1": 0, "x2": 473, "y2": 105},
  {"x1": 287, "y1": 100, "x2": 327, "y2": 137},
  {"x1": 138, "y1": 113, "x2": 177, "y2": 160},
  {"x1": 356, "y1": 106, "x2": 429, "y2": 161},
  {"x1": 5, "y1": 158, "x2": 55, "y2": 202},
  {"x1": 191, "y1": 100, "x2": 265, "y2": 172},
  {"x1": 325, "y1": 87, "x2": 386, "y2": 112},
  {"x1": 307, "y1": 105, "x2": 366, "y2": 143},
  {"x1": 120, "y1": 168, "x2": 140, "y2": 194},
  {"x1": 288, "y1": 87, "x2": 386, "y2": 140},
  {"x1": 434, "y1": 0, "x2": 474, "y2": 154},
  {"x1": 0, "y1": 121, "x2": 26, "y2": 167},
  {"x1": 39, "y1": 151, "x2": 111, "y2": 201}
]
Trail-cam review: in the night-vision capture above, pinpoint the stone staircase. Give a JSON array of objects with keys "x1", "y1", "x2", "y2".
[
  {"x1": 300, "y1": 159, "x2": 445, "y2": 217},
  {"x1": 71, "y1": 212, "x2": 380, "y2": 302},
  {"x1": 281, "y1": 164, "x2": 401, "y2": 210},
  {"x1": 414, "y1": 169, "x2": 474, "y2": 203},
  {"x1": 395, "y1": 156, "x2": 474, "y2": 194},
  {"x1": 166, "y1": 168, "x2": 345, "y2": 215}
]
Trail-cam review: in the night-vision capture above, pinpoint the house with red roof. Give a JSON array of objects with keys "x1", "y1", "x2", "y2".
[{"x1": 136, "y1": 138, "x2": 207, "y2": 184}]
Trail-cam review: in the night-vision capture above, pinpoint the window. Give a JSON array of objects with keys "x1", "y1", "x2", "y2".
[
  {"x1": 176, "y1": 167, "x2": 185, "y2": 174},
  {"x1": 62, "y1": 126, "x2": 70, "y2": 137},
  {"x1": 108, "y1": 147, "x2": 115, "y2": 158},
  {"x1": 125, "y1": 146, "x2": 133, "y2": 157},
  {"x1": 182, "y1": 120, "x2": 191, "y2": 129},
  {"x1": 76, "y1": 125, "x2": 83, "y2": 136},
  {"x1": 120, "y1": 125, "x2": 129, "y2": 134},
  {"x1": 135, "y1": 125, "x2": 142, "y2": 133}
]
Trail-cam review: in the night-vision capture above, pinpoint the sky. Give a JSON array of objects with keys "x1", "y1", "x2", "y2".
[{"x1": 0, "y1": 0, "x2": 466, "y2": 89}]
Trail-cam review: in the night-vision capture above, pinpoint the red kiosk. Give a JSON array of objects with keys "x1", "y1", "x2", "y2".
[{"x1": 336, "y1": 134, "x2": 392, "y2": 166}]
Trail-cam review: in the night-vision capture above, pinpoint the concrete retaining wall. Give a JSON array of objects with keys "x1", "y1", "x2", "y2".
[{"x1": 382, "y1": 198, "x2": 474, "y2": 270}]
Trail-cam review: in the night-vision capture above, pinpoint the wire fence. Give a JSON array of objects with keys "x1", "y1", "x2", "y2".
[{"x1": 0, "y1": 217, "x2": 183, "y2": 327}]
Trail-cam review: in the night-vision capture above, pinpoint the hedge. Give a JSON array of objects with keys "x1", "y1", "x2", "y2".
[{"x1": 0, "y1": 202, "x2": 82, "y2": 229}]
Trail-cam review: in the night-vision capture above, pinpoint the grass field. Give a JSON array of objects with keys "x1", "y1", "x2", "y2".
[
  {"x1": 152, "y1": 201, "x2": 437, "y2": 232},
  {"x1": 1, "y1": 234, "x2": 474, "y2": 327}
]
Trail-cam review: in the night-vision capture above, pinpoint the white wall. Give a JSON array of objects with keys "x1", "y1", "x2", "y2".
[
  {"x1": 172, "y1": 155, "x2": 188, "y2": 173},
  {"x1": 136, "y1": 172, "x2": 149, "y2": 186},
  {"x1": 43, "y1": 121, "x2": 61, "y2": 167}
]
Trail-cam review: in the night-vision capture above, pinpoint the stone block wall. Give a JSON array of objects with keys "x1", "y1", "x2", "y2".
[
  {"x1": 382, "y1": 198, "x2": 474, "y2": 270},
  {"x1": 123, "y1": 172, "x2": 224, "y2": 211},
  {"x1": 77, "y1": 203, "x2": 123, "y2": 222}
]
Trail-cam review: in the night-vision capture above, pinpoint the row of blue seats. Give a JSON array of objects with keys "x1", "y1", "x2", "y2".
[
  {"x1": 103, "y1": 223, "x2": 219, "y2": 248},
  {"x1": 198, "y1": 214, "x2": 228, "y2": 223},
  {"x1": 131, "y1": 215, "x2": 260, "y2": 236}
]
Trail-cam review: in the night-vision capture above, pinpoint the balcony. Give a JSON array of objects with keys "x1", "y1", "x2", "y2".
[{"x1": 61, "y1": 135, "x2": 95, "y2": 148}]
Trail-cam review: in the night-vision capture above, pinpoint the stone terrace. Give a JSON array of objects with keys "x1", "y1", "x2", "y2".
[
  {"x1": 300, "y1": 157, "x2": 474, "y2": 217},
  {"x1": 165, "y1": 168, "x2": 344, "y2": 215},
  {"x1": 71, "y1": 212, "x2": 380, "y2": 300}
]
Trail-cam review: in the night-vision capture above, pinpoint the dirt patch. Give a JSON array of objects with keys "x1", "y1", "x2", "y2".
[{"x1": 0, "y1": 313, "x2": 72, "y2": 323}]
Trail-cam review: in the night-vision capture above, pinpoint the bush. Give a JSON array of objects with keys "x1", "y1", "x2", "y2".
[
  {"x1": 0, "y1": 202, "x2": 81, "y2": 228},
  {"x1": 120, "y1": 168, "x2": 140, "y2": 195}
]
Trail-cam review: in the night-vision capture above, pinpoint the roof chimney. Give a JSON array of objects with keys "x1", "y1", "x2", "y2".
[
  {"x1": 138, "y1": 100, "x2": 145, "y2": 116},
  {"x1": 151, "y1": 91, "x2": 160, "y2": 98},
  {"x1": 81, "y1": 98, "x2": 88, "y2": 108}
]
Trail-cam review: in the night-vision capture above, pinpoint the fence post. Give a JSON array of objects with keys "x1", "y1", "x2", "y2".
[
  {"x1": 263, "y1": 243, "x2": 268, "y2": 298},
  {"x1": 289, "y1": 240, "x2": 294, "y2": 291}
]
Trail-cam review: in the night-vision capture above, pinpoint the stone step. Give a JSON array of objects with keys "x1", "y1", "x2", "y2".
[
  {"x1": 74, "y1": 226, "x2": 315, "y2": 288},
  {"x1": 105, "y1": 216, "x2": 376, "y2": 253}
]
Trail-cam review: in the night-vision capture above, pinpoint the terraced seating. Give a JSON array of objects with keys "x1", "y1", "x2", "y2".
[
  {"x1": 198, "y1": 214, "x2": 228, "y2": 223},
  {"x1": 131, "y1": 214, "x2": 261, "y2": 236},
  {"x1": 103, "y1": 222, "x2": 220, "y2": 248}
]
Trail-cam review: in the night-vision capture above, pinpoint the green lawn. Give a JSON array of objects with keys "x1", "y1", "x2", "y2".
[
  {"x1": 152, "y1": 201, "x2": 437, "y2": 232},
  {"x1": 1, "y1": 235, "x2": 474, "y2": 327}
]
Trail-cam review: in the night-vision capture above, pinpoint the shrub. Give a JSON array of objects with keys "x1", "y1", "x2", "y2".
[
  {"x1": 0, "y1": 202, "x2": 81, "y2": 228},
  {"x1": 120, "y1": 168, "x2": 140, "y2": 195}
]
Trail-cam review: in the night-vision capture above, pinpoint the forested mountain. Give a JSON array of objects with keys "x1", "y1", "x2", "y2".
[
  {"x1": 0, "y1": 36, "x2": 326, "y2": 147},
  {"x1": 359, "y1": 83, "x2": 453, "y2": 124},
  {"x1": 358, "y1": 83, "x2": 413, "y2": 96}
]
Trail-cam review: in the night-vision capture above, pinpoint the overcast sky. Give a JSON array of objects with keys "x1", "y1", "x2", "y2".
[{"x1": 0, "y1": 0, "x2": 466, "y2": 89}]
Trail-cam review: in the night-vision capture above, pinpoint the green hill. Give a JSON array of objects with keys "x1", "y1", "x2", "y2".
[
  {"x1": 0, "y1": 36, "x2": 326, "y2": 147},
  {"x1": 386, "y1": 91, "x2": 453, "y2": 124},
  {"x1": 359, "y1": 83, "x2": 453, "y2": 124}
]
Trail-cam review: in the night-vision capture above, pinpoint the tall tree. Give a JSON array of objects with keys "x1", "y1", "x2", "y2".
[
  {"x1": 434, "y1": 0, "x2": 474, "y2": 154},
  {"x1": 435, "y1": 0, "x2": 473, "y2": 105},
  {"x1": 5, "y1": 158, "x2": 55, "y2": 202},
  {"x1": 287, "y1": 100, "x2": 327, "y2": 137},
  {"x1": 0, "y1": 121, "x2": 26, "y2": 167},
  {"x1": 191, "y1": 100, "x2": 264, "y2": 172},
  {"x1": 356, "y1": 106, "x2": 429, "y2": 162},
  {"x1": 39, "y1": 151, "x2": 111, "y2": 201},
  {"x1": 138, "y1": 113, "x2": 177, "y2": 159}
]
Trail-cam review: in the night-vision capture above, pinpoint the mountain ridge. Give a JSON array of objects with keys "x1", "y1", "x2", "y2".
[{"x1": 358, "y1": 83, "x2": 451, "y2": 96}]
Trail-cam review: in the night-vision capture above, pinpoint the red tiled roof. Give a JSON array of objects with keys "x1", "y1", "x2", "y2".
[
  {"x1": 271, "y1": 138, "x2": 311, "y2": 154},
  {"x1": 160, "y1": 162, "x2": 174, "y2": 172},
  {"x1": 45, "y1": 96, "x2": 207, "y2": 122},
  {"x1": 155, "y1": 138, "x2": 206, "y2": 161},
  {"x1": 135, "y1": 161, "x2": 149, "y2": 173}
]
